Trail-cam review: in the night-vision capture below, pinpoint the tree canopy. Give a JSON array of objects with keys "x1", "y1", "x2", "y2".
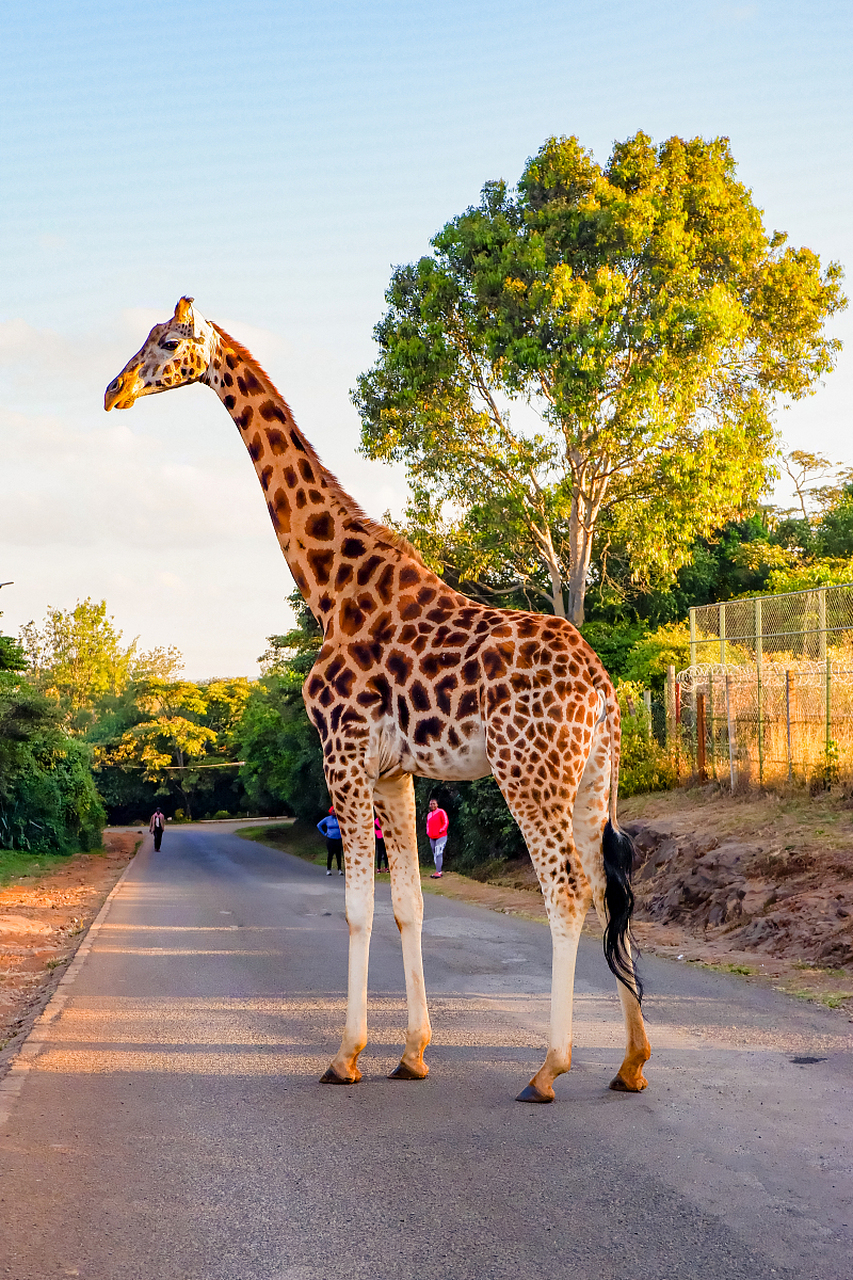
[
  {"x1": 355, "y1": 132, "x2": 846, "y2": 624},
  {"x1": 235, "y1": 593, "x2": 328, "y2": 822}
]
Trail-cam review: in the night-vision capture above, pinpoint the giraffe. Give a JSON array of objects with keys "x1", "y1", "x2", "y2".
[{"x1": 105, "y1": 297, "x2": 650, "y2": 1103}]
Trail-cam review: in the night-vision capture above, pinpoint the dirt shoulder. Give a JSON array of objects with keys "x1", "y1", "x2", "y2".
[
  {"x1": 0, "y1": 829, "x2": 141, "y2": 1072},
  {"x1": 244, "y1": 793, "x2": 853, "y2": 1016},
  {"x1": 618, "y1": 785, "x2": 853, "y2": 1010}
]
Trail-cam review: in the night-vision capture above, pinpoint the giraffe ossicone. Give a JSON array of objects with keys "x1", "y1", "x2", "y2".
[{"x1": 105, "y1": 297, "x2": 651, "y2": 1101}]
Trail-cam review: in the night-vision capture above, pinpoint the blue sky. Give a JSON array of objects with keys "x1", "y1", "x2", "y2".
[{"x1": 1, "y1": 0, "x2": 850, "y2": 675}]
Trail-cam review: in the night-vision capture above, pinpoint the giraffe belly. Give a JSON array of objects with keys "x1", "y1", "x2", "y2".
[
  {"x1": 412, "y1": 754, "x2": 491, "y2": 782},
  {"x1": 404, "y1": 723, "x2": 491, "y2": 782}
]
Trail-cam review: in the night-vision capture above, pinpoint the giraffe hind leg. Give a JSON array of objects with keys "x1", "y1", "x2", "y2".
[
  {"x1": 488, "y1": 785, "x2": 590, "y2": 1103},
  {"x1": 594, "y1": 833, "x2": 650, "y2": 1093},
  {"x1": 574, "y1": 735, "x2": 650, "y2": 1092}
]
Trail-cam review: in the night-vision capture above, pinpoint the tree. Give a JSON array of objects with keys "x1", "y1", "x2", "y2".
[
  {"x1": 20, "y1": 598, "x2": 138, "y2": 728},
  {"x1": 235, "y1": 594, "x2": 328, "y2": 821},
  {"x1": 101, "y1": 677, "x2": 253, "y2": 821},
  {"x1": 0, "y1": 614, "x2": 26, "y2": 673},
  {"x1": 781, "y1": 450, "x2": 838, "y2": 522},
  {"x1": 0, "y1": 671, "x2": 105, "y2": 853},
  {"x1": 355, "y1": 132, "x2": 846, "y2": 625}
]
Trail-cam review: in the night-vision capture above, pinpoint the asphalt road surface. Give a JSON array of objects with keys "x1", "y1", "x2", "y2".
[{"x1": 1, "y1": 823, "x2": 851, "y2": 1280}]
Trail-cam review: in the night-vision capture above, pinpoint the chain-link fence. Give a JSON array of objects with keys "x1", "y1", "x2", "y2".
[{"x1": 674, "y1": 583, "x2": 853, "y2": 788}]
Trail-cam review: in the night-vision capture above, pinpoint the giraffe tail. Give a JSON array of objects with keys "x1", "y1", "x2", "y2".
[{"x1": 600, "y1": 685, "x2": 643, "y2": 1002}]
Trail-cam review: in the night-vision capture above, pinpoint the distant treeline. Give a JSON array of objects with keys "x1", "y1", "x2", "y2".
[{"x1": 3, "y1": 462, "x2": 853, "y2": 861}]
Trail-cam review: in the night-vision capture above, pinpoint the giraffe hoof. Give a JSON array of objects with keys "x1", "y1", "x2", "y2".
[
  {"x1": 516, "y1": 1083, "x2": 554, "y2": 1104},
  {"x1": 388, "y1": 1061, "x2": 429, "y2": 1081},
  {"x1": 608, "y1": 1072, "x2": 648, "y2": 1093},
  {"x1": 319, "y1": 1066, "x2": 361, "y2": 1085}
]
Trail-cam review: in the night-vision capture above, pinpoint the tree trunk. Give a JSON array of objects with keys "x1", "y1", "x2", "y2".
[
  {"x1": 566, "y1": 530, "x2": 592, "y2": 627},
  {"x1": 536, "y1": 526, "x2": 567, "y2": 618},
  {"x1": 566, "y1": 451, "x2": 609, "y2": 628}
]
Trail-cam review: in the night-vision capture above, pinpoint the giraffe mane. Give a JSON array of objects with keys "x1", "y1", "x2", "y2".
[{"x1": 211, "y1": 323, "x2": 426, "y2": 569}]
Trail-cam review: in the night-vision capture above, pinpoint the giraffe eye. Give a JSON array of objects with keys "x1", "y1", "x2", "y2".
[{"x1": 160, "y1": 339, "x2": 180, "y2": 352}]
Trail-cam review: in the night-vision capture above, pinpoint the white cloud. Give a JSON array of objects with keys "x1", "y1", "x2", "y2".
[
  {"x1": 0, "y1": 311, "x2": 410, "y2": 675},
  {"x1": 0, "y1": 407, "x2": 272, "y2": 550}
]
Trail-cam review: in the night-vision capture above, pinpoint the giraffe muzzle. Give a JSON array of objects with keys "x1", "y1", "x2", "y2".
[{"x1": 104, "y1": 369, "x2": 140, "y2": 411}]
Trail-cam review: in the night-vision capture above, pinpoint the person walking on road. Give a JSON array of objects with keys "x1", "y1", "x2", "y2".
[
  {"x1": 426, "y1": 798, "x2": 448, "y2": 878},
  {"x1": 317, "y1": 807, "x2": 344, "y2": 875},
  {"x1": 374, "y1": 814, "x2": 389, "y2": 873},
  {"x1": 149, "y1": 808, "x2": 166, "y2": 852}
]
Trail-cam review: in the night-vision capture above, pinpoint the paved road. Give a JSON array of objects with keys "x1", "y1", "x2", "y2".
[{"x1": 1, "y1": 824, "x2": 851, "y2": 1280}]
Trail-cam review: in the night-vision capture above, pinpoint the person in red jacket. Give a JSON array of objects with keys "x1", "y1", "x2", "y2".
[{"x1": 426, "y1": 798, "x2": 449, "y2": 878}]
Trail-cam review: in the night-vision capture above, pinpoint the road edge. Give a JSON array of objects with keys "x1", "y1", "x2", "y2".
[{"x1": 0, "y1": 840, "x2": 144, "y2": 1128}]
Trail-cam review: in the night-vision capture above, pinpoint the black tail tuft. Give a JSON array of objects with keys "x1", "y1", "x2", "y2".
[{"x1": 601, "y1": 821, "x2": 643, "y2": 1003}]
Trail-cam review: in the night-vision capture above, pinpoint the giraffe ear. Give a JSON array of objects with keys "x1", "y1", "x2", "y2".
[{"x1": 174, "y1": 296, "x2": 195, "y2": 326}]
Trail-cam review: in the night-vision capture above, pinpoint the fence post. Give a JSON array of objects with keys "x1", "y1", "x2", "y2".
[
  {"x1": 689, "y1": 607, "x2": 697, "y2": 669},
  {"x1": 725, "y1": 672, "x2": 736, "y2": 793},
  {"x1": 818, "y1": 588, "x2": 827, "y2": 662},
  {"x1": 696, "y1": 692, "x2": 707, "y2": 781},
  {"x1": 719, "y1": 602, "x2": 726, "y2": 666},
  {"x1": 785, "y1": 669, "x2": 793, "y2": 783},
  {"x1": 755, "y1": 596, "x2": 764, "y2": 784},
  {"x1": 819, "y1": 655, "x2": 824, "y2": 762},
  {"x1": 707, "y1": 675, "x2": 717, "y2": 779}
]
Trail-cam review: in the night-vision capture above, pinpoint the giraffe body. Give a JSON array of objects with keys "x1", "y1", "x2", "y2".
[{"x1": 105, "y1": 298, "x2": 650, "y2": 1101}]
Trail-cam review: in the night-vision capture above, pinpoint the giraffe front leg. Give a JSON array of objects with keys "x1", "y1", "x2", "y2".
[
  {"x1": 375, "y1": 774, "x2": 431, "y2": 1081},
  {"x1": 320, "y1": 780, "x2": 376, "y2": 1086}
]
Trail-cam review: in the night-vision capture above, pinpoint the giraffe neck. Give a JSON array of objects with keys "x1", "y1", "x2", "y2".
[{"x1": 205, "y1": 324, "x2": 409, "y2": 630}]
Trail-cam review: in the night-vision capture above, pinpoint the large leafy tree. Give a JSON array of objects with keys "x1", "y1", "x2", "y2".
[
  {"x1": 355, "y1": 132, "x2": 845, "y2": 625},
  {"x1": 20, "y1": 598, "x2": 139, "y2": 728},
  {"x1": 19, "y1": 599, "x2": 183, "y2": 731},
  {"x1": 101, "y1": 677, "x2": 251, "y2": 820}
]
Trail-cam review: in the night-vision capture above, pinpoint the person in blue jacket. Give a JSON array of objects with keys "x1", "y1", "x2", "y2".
[{"x1": 317, "y1": 807, "x2": 344, "y2": 875}]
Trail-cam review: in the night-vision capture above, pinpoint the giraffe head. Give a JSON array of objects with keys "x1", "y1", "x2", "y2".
[{"x1": 104, "y1": 297, "x2": 217, "y2": 410}]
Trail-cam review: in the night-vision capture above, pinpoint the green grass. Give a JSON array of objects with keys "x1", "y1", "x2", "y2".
[
  {"x1": 237, "y1": 820, "x2": 326, "y2": 866},
  {"x1": 238, "y1": 820, "x2": 430, "y2": 877},
  {"x1": 818, "y1": 992, "x2": 853, "y2": 1009},
  {"x1": 781, "y1": 985, "x2": 853, "y2": 1009},
  {"x1": 0, "y1": 842, "x2": 113, "y2": 887},
  {"x1": 0, "y1": 848, "x2": 75, "y2": 887}
]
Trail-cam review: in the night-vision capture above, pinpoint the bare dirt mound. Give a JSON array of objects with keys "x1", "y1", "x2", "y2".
[
  {"x1": 0, "y1": 830, "x2": 140, "y2": 1071},
  {"x1": 621, "y1": 787, "x2": 853, "y2": 972}
]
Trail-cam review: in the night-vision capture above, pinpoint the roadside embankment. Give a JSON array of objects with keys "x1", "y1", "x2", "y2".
[{"x1": 0, "y1": 829, "x2": 140, "y2": 1070}]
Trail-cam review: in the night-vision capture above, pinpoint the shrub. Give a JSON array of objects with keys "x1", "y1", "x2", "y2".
[
  {"x1": 621, "y1": 623, "x2": 691, "y2": 691},
  {"x1": 616, "y1": 681, "x2": 677, "y2": 797},
  {"x1": 0, "y1": 674, "x2": 105, "y2": 853}
]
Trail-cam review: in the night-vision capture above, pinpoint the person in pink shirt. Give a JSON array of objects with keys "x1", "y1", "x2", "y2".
[
  {"x1": 426, "y1": 798, "x2": 449, "y2": 878},
  {"x1": 374, "y1": 813, "x2": 389, "y2": 873}
]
